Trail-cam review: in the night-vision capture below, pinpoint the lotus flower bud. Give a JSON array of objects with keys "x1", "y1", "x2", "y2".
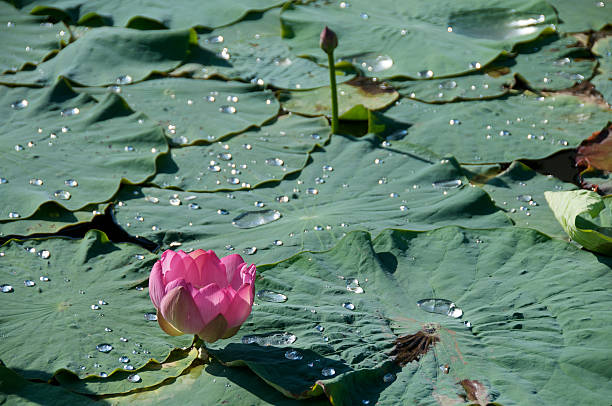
[
  {"x1": 319, "y1": 26, "x2": 338, "y2": 55},
  {"x1": 149, "y1": 249, "x2": 256, "y2": 343}
]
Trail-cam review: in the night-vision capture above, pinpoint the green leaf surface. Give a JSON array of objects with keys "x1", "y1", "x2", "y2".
[
  {"x1": 171, "y1": 8, "x2": 353, "y2": 90},
  {"x1": 0, "y1": 230, "x2": 192, "y2": 380},
  {"x1": 545, "y1": 0, "x2": 611, "y2": 32},
  {"x1": 389, "y1": 71, "x2": 512, "y2": 103},
  {"x1": 207, "y1": 227, "x2": 612, "y2": 405},
  {"x1": 0, "y1": 362, "x2": 93, "y2": 405},
  {"x1": 0, "y1": 202, "x2": 107, "y2": 237},
  {"x1": 592, "y1": 36, "x2": 612, "y2": 105},
  {"x1": 279, "y1": 79, "x2": 398, "y2": 120},
  {"x1": 0, "y1": 2, "x2": 64, "y2": 74},
  {"x1": 55, "y1": 348, "x2": 198, "y2": 396},
  {"x1": 545, "y1": 190, "x2": 612, "y2": 255},
  {"x1": 19, "y1": 0, "x2": 284, "y2": 29},
  {"x1": 84, "y1": 78, "x2": 279, "y2": 144},
  {"x1": 112, "y1": 134, "x2": 510, "y2": 264},
  {"x1": 0, "y1": 27, "x2": 195, "y2": 86},
  {"x1": 106, "y1": 362, "x2": 331, "y2": 405},
  {"x1": 381, "y1": 92, "x2": 611, "y2": 163},
  {"x1": 509, "y1": 33, "x2": 596, "y2": 91},
  {"x1": 152, "y1": 114, "x2": 330, "y2": 191},
  {"x1": 280, "y1": 0, "x2": 557, "y2": 79},
  {"x1": 0, "y1": 79, "x2": 168, "y2": 220},
  {"x1": 477, "y1": 161, "x2": 578, "y2": 239}
]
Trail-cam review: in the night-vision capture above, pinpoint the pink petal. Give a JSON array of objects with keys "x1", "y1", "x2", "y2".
[
  {"x1": 190, "y1": 250, "x2": 228, "y2": 288},
  {"x1": 164, "y1": 251, "x2": 199, "y2": 286},
  {"x1": 160, "y1": 285, "x2": 205, "y2": 335},
  {"x1": 241, "y1": 263, "x2": 256, "y2": 286},
  {"x1": 222, "y1": 283, "x2": 254, "y2": 328},
  {"x1": 148, "y1": 260, "x2": 165, "y2": 309},
  {"x1": 192, "y1": 283, "x2": 232, "y2": 325},
  {"x1": 222, "y1": 254, "x2": 246, "y2": 289},
  {"x1": 160, "y1": 250, "x2": 178, "y2": 276}
]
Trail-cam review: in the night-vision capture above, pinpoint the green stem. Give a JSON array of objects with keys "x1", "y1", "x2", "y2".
[{"x1": 327, "y1": 51, "x2": 339, "y2": 134}]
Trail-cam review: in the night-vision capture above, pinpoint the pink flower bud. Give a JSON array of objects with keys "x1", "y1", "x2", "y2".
[
  {"x1": 320, "y1": 26, "x2": 338, "y2": 54},
  {"x1": 149, "y1": 249, "x2": 256, "y2": 343}
]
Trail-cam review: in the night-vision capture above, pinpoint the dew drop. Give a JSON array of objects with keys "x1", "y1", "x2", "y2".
[
  {"x1": 256, "y1": 289, "x2": 288, "y2": 303},
  {"x1": 241, "y1": 332, "x2": 296, "y2": 346},
  {"x1": 227, "y1": 177, "x2": 240, "y2": 185},
  {"x1": 96, "y1": 344, "x2": 113, "y2": 353},
  {"x1": 217, "y1": 209, "x2": 229, "y2": 215},
  {"x1": 272, "y1": 239, "x2": 283, "y2": 246},
  {"x1": 169, "y1": 197, "x2": 181, "y2": 206},
  {"x1": 8, "y1": 212, "x2": 20, "y2": 219},
  {"x1": 53, "y1": 190, "x2": 71, "y2": 200},
  {"x1": 306, "y1": 188, "x2": 319, "y2": 195},
  {"x1": 343, "y1": 302, "x2": 355, "y2": 310},
  {"x1": 265, "y1": 158, "x2": 284, "y2": 166},
  {"x1": 1, "y1": 284, "x2": 14, "y2": 293},
  {"x1": 29, "y1": 178, "x2": 43, "y2": 186},
  {"x1": 24, "y1": 280, "x2": 36, "y2": 287},
  {"x1": 243, "y1": 246, "x2": 257, "y2": 255},
  {"x1": 417, "y1": 70, "x2": 434, "y2": 78},
  {"x1": 432, "y1": 179, "x2": 462, "y2": 189},
  {"x1": 188, "y1": 203, "x2": 200, "y2": 210},
  {"x1": 315, "y1": 325, "x2": 324, "y2": 332},
  {"x1": 383, "y1": 373, "x2": 396, "y2": 383},
  {"x1": 116, "y1": 75, "x2": 133, "y2": 85},
  {"x1": 64, "y1": 179, "x2": 78, "y2": 187},
  {"x1": 219, "y1": 105, "x2": 237, "y2": 114},
  {"x1": 127, "y1": 374, "x2": 141, "y2": 383},
  {"x1": 416, "y1": 298, "x2": 462, "y2": 318},
  {"x1": 321, "y1": 367, "x2": 336, "y2": 377},
  {"x1": 284, "y1": 350, "x2": 303, "y2": 360},
  {"x1": 11, "y1": 99, "x2": 28, "y2": 110},
  {"x1": 119, "y1": 356, "x2": 130, "y2": 363},
  {"x1": 144, "y1": 313, "x2": 157, "y2": 321},
  {"x1": 232, "y1": 210, "x2": 281, "y2": 228},
  {"x1": 60, "y1": 107, "x2": 80, "y2": 117}
]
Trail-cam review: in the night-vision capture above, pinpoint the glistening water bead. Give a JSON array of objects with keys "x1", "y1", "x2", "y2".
[
  {"x1": 284, "y1": 350, "x2": 303, "y2": 360},
  {"x1": 256, "y1": 289, "x2": 288, "y2": 303},
  {"x1": 96, "y1": 344, "x2": 113, "y2": 353}
]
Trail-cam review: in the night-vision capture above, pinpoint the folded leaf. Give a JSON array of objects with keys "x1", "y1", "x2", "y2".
[{"x1": 544, "y1": 190, "x2": 612, "y2": 255}]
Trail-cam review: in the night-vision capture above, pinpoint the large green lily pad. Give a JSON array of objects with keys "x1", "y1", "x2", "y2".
[
  {"x1": 479, "y1": 161, "x2": 578, "y2": 239},
  {"x1": 207, "y1": 227, "x2": 612, "y2": 405},
  {"x1": 112, "y1": 134, "x2": 510, "y2": 264},
  {"x1": 0, "y1": 2, "x2": 64, "y2": 74},
  {"x1": 55, "y1": 348, "x2": 198, "y2": 396},
  {"x1": 106, "y1": 362, "x2": 331, "y2": 405},
  {"x1": 0, "y1": 362, "x2": 93, "y2": 405},
  {"x1": 509, "y1": 33, "x2": 596, "y2": 91},
  {"x1": 152, "y1": 114, "x2": 330, "y2": 191},
  {"x1": 0, "y1": 26, "x2": 195, "y2": 86},
  {"x1": 545, "y1": 0, "x2": 611, "y2": 32},
  {"x1": 381, "y1": 92, "x2": 611, "y2": 163},
  {"x1": 17, "y1": 0, "x2": 284, "y2": 29},
  {"x1": 389, "y1": 71, "x2": 512, "y2": 103},
  {"x1": 84, "y1": 77, "x2": 279, "y2": 144},
  {"x1": 0, "y1": 230, "x2": 192, "y2": 380},
  {"x1": 592, "y1": 36, "x2": 612, "y2": 105},
  {"x1": 172, "y1": 8, "x2": 352, "y2": 90},
  {"x1": 0, "y1": 202, "x2": 108, "y2": 238},
  {"x1": 0, "y1": 79, "x2": 168, "y2": 220},
  {"x1": 280, "y1": 0, "x2": 556, "y2": 79},
  {"x1": 279, "y1": 79, "x2": 398, "y2": 120}
]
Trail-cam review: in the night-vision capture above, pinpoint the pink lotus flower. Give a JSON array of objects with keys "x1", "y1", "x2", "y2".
[{"x1": 149, "y1": 249, "x2": 256, "y2": 343}]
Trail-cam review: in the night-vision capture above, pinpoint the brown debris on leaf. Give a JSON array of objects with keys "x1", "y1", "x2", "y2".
[
  {"x1": 546, "y1": 81, "x2": 609, "y2": 107},
  {"x1": 390, "y1": 325, "x2": 439, "y2": 366},
  {"x1": 576, "y1": 124, "x2": 612, "y2": 172},
  {"x1": 459, "y1": 379, "x2": 490, "y2": 406}
]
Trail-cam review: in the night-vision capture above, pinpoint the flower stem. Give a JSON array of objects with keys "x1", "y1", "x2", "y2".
[{"x1": 327, "y1": 51, "x2": 339, "y2": 134}]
